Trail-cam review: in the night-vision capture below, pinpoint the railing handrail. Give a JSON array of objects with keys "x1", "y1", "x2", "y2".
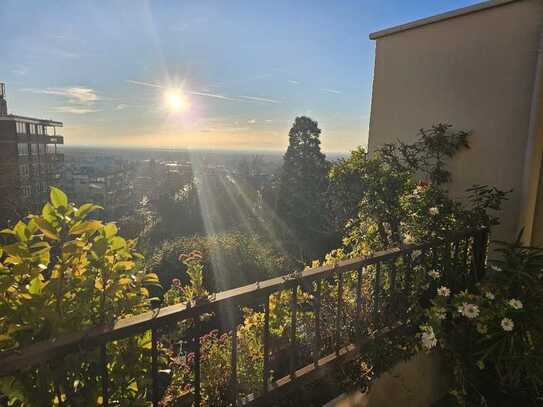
[{"x1": 0, "y1": 227, "x2": 488, "y2": 377}]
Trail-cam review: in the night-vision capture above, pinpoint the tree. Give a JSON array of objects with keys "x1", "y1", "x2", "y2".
[{"x1": 276, "y1": 116, "x2": 333, "y2": 260}]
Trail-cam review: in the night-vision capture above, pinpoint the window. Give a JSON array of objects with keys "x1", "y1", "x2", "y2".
[
  {"x1": 30, "y1": 144, "x2": 39, "y2": 155},
  {"x1": 29, "y1": 124, "x2": 36, "y2": 135},
  {"x1": 37, "y1": 125, "x2": 45, "y2": 135},
  {"x1": 45, "y1": 144, "x2": 54, "y2": 154},
  {"x1": 17, "y1": 143, "x2": 29, "y2": 156},
  {"x1": 16, "y1": 122, "x2": 27, "y2": 135},
  {"x1": 36, "y1": 182, "x2": 47, "y2": 193},
  {"x1": 22, "y1": 185, "x2": 31, "y2": 198},
  {"x1": 19, "y1": 164, "x2": 29, "y2": 178}
]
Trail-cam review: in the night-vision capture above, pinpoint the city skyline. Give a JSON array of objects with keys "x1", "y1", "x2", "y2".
[{"x1": 1, "y1": 0, "x2": 480, "y2": 152}]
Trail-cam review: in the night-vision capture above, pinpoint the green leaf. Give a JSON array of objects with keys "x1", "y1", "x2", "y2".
[
  {"x1": 104, "y1": 223, "x2": 118, "y2": 238},
  {"x1": 143, "y1": 273, "x2": 160, "y2": 283},
  {"x1": 110, "y1": 236, "x2": 126, "y2": 251},
  {"x1": 50, "y1": 187, "x2": 68, "y2": 209},
  {"x1": 113, "y1": 261, "x2": 135, "y2": 271},
  {"x1": 30, "y1": 241, "x2": 51, "y2": 255},
  {"x1": 69, "y1": 220, "x2": 103, "y2": 236},
  {"x1": 92, "y1": 237, "x2": 109, "y2": 258},
  {"x1": 28, "y1": 276, "x2": 44, "y2": 295},
  {"x1": 0, "y1": 228, "x2": 15, "y2": 236},
  {"x1": 13, "y1": 222, "x2": 29, "y2": 242},
  {"x1": 41, "y1": 202, "x2": 56, "y2": 222},
  {"x1": 33, "y1": 217, "x2": 60, "y2": 241},
  {"x1": 76, "y1": 203, "x2": 102, "y2": 219},
  {"x1": 126, "y1": 381, "x2": 138, "y2": 394}
]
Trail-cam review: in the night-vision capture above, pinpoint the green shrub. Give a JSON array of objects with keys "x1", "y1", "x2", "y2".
[
  {"x1": 0, "y1": 188, "x2": 160, "y2": 405},
  {"x1": 146, "y1": 232, "x2": 295, "y2": 292}
]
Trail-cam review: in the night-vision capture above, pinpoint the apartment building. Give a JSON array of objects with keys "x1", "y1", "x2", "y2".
[
  {"x1": 0, "y1": 83, "x2": 64, "y2": 225},
  {"x1": 64, "y1": 156, "x2": 133, "y2": 220}
]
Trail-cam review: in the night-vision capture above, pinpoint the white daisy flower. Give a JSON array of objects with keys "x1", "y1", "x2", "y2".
[
  {"x1": 428, "y1": 270, "x2": 441, "y2": 280},
  {"x1": 476, "y1": 323, "x2": 488, "y2": 334},
  {"x1": 458, "y1": 303, "x2": 480, "y2": 319},
  {"x1": 501, "y1": 318, "x2": 514, "y2": 332},
  {"x1": 437, "y1": 286, "x2": 450, "y2": 297},
  {"x1": 508, "y1": 299, "x2": 523, "y2": 310},
  {"x1": 484, "y1": 291, "x2": 495, "y2": 300},
  {"x1": 420, "y1": 326, "x2": 437, "y2": 350},
  {"x1": 428, "y1": 207, "x2": 439, "y2": 216}
]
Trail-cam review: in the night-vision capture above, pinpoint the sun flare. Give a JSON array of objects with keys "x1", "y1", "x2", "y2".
[{"x1": 164, "y1": 89, "x2": 189, "y2": 112}]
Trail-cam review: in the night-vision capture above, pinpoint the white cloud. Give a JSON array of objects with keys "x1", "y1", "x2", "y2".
[
  {"x1": 51, "y1": 106, "x2": 99, "y2": 114},
  {"x1": 21, "y1": 86, "x2": 99, "y2": 104},
  {"x1": 288, "y1": 80, "x2": 300, "y2": 85},
  {"x1": 248, "y1": 119, "x2": 257, "y2": 124},
  {"x1": 50, "y1": 49, "x2": 80, "y2": 59},
  {"x1": 321, "y1": 88, "x2": 342, "y2": 94},
  {"x1": 21, "y1": 86, "x2": 100, "y2": 114},
  {"x1": 201, "y1": 126, "x2": 250, "y2": 133},
  {"x1": 12, "y1": 66, "x2": 28, "y2": 76}
]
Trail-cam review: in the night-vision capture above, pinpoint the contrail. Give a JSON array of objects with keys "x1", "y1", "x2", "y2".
[
  {"x1": 238, "y1": 95, "x2": 280, "y2": 104},
  {"x1": 125, "y1": 79, "x2": 164, "y2": 89},
  {"x1": 126, "y1": 79, "x2": 281, "y2": 104},
  {"x1": 189, "y1": 91, "x2": 240, "y2": 102}
]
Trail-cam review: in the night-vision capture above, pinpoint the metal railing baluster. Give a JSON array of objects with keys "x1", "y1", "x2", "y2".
[
  {"x1": 313, "y1": 280, "x2": 321, "y2": 368},
  {"x1": 262, "y1": 295, "x2": 271, "y2": 393},
  {"x1": 230, "y1": 325, "x2": 238, "y2": 405},
  {"x1": 335, "y1": 272, "x2": 344, "y2": 355},
  {"x1": 289, "y1": 285, "x2": 297, "y2": 377},
  {"x1": 373, "y1": 263, "x2": 381, "y2": 329},
  {"x1": 355, "y1": 268, "x2": 363, "y2": 335},
  {"x1": 100, "y1": 344, "x2": 109, "y2": 407},
  {"x1": 151, "y1": 328, "x2": 159, "y2": 407},
  {"x1": 194, "y1": 319, "x2": 201, "y2": 407}
]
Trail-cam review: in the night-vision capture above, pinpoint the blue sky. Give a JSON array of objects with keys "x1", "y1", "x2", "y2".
[{"x1": 0, "y1": 0, "x2": 481, "y2": 152}]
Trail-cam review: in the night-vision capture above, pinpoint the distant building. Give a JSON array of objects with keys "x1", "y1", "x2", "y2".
[
  {"x1": 64, "y1": 156, "x2": 133, "y2": 220},
  {"x1": 367, "y1": 0, "x2": 543, "y2": 246},
  {"x1": 0, "y1": 83, "x2": 64, "y2": 224}
]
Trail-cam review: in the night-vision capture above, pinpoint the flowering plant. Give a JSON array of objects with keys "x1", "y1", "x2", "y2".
[{"x1": 419, "y1": 236, "x2": 543, "y2": 405}]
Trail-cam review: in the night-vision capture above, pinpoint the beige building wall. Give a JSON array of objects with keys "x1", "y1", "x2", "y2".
[
  {"x1": 533, "y1": 157, "x2": 543, "y2": 246},
  {"x1": 367, "y1": 0, "x2": 543, "y2": 243}
]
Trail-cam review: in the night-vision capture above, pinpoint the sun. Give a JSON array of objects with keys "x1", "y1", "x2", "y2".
[{"x1": 164, "y1": 89, "x2": 189, "y2": 112}]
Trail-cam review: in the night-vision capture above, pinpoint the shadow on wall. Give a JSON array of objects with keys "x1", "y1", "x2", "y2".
[{"x1": 325, "y1": 352, "x2": 450, "y2": 407}]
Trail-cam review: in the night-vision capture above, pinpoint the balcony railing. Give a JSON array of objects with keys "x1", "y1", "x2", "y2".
[
  {"x1": 0, "y1": 228, "x2": 488, "y2": 406},
  {"x1": 17, "y1": 134, "x2": 64, "y2": 144}
]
